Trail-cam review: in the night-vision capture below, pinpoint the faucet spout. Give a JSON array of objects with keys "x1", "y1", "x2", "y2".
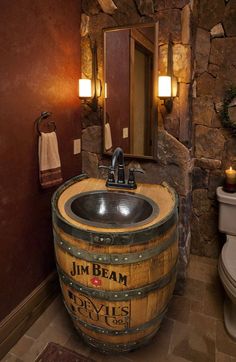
[
  {"x1": 111, "y1": 147, "x2": 124, "y2": 170},
  {"x1": 111, "y1": 147, "x2": 125, "y2": 184}
]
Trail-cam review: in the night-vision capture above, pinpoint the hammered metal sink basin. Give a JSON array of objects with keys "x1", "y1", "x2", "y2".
[{"x1": 64, "y1": 190, "x2": 159, "y2": 228}]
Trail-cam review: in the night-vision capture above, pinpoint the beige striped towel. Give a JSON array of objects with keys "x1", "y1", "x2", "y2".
[{"x1": 38, "y1": 132, "x2": 63, "y2": 188}]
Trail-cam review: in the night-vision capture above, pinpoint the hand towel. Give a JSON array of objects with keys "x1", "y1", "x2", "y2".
[
  {"x1": 38, "y1": 132, "x2": 63, "y2": 188},
  {"x1": 104, "y1": 122, "x2": 113, "y2": 151}
]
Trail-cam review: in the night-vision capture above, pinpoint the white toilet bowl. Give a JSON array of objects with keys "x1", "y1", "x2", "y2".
[{"x1": 218, "y1": 235, "x2": 236, "y2": 339}]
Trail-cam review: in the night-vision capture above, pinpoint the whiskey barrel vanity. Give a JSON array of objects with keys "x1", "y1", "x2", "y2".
[{"x1": 52, "y1": 174, "x2": 178, "y2": 353}]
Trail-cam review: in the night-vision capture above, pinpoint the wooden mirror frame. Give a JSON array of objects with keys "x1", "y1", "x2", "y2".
[{"x1": 102, "y1": 21, "x2": 159, "y2": 161}]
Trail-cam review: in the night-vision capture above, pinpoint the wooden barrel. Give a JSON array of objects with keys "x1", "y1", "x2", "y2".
[{"x1": 52, "y1": 175, "x2": 178, "y2": 353}]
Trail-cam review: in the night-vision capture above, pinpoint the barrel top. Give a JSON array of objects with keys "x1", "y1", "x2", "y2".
[{"x1": 53, "y1": 176, "x2": 177, "y2": 233}]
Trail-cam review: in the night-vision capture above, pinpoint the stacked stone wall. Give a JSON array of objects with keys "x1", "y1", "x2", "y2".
[{"x1": 191, "y1": 0, "x2": 236, "y2": 257}]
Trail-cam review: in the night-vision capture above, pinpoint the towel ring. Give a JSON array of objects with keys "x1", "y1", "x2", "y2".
[{"x1": 36, "y1": 111, "x2": 56, "y2": 135}]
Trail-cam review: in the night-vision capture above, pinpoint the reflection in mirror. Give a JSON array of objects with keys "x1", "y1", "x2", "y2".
[{"x1": 103, "y1": 22, "x2": 158, "y2": 159}]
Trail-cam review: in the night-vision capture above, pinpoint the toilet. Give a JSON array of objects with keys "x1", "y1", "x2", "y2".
[{"x1": 217, "y1": 186, "x2": 236, "y2": 339}]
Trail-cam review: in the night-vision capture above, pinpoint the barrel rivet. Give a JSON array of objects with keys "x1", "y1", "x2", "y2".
[
  {"x1": 69, "y1": 282, "x2": 72, "y2": 286},
  {"x1": 136, "y1": 328, "x2": 140, "y2": 331},
  {"x1": 60, "y1": 241, "x2": 63, "y2": 245},
  {"x1": 139, "y1": 254, "x2": 142, "y2": 258},
  {"x1": 114, "y1": 294, "x2": 118, "y2": 298},
  {"x1": 98, "y1": 257, "x2": 102, "y2": 261},
  {"x1": 68, "y1": 247, "x2": 71, "y2": 250},
  {"x1": 100, "y1": 237, "x2": 104, "y2": 241},
  {"x1": 101, "y1": 330, "x2": 105, "y2": 333},
  {"x1": 125, "y1": 331, "x2": 128, "y2": 334},
  {"x1": 124, "y1": 257, "x2": 128, "y2": 261},
  {"x1": 125, "y1": 294, "x2": 128, "y2": 297},
  {"x1": 77, "y1": 251, "x2": 81, "y2": 255},
  {"x1": 115, "y1": 258, "x2": 119, "y2": 261},
  {"x1": 138, "y1": 291, "x2": 141, "y2": 295},
  {"x1": 115, "y1": 332, "x2": 118, "y2": 335},
  {"x1": 79, "y1": 288, "x2": 82, "y2": 291}
]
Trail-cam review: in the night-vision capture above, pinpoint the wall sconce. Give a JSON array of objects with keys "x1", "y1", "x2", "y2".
[
  {"x1": 78, "y1": 38, "x2": 101, "y2": 112},
  {"x1": 78, "y1": 79, "x2": 92, "y2": 98},
  {"x1": 158, "y1": 34, "x2": 178, "y2": 113}
]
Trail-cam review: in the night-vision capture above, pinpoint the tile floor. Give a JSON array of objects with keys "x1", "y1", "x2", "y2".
[{"x1": 2, "y1": 255, "x2": 236, "y2": 362}]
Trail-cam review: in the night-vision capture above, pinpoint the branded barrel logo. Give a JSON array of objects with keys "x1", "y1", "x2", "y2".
[
  {"x1": 70, "y1": 261, "x2": 128, "y2": 287},
  {"x1": 67, "y1": 289, "x2": 130, "y2": 330}
]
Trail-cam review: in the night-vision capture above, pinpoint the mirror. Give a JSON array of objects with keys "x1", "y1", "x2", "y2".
[{"x1": 103, "y1": 22, "x2": 159, "y2": 159}]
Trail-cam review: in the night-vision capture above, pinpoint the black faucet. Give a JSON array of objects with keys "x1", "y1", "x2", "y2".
[
  {"x1": 111, "y1": 147, "x2": 125, "y2": 184},
  {"x1": 99, "y1": 147, "x2": 144, "y2": 189}
]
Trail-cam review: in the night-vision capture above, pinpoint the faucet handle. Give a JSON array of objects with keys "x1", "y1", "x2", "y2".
[
  {"x1": 128, "y1": 168, "x2": 145, "y2": 188},
  {"x1": 98, "y1": 165, "x2": 115, "y2": 183}
]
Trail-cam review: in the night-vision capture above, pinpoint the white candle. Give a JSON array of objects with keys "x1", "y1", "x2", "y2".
[{"x1": 225, "y1": 166, "x2": 236, "y2": 184}]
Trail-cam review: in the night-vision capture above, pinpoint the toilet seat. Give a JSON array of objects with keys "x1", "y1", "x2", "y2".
[{"x1": 221, "y1": 236, "x2": 236, "y2": 288}]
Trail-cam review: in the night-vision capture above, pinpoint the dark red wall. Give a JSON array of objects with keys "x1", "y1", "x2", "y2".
[{"x1": 0, "y1": 0, "x2": 82, "y2": 321}]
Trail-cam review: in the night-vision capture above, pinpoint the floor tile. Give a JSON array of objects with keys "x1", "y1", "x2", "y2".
[
  {"x1": 216, "y1": 320, "x2": 236, "y2": 357},
  {"x1": 169, "y1": 313, "x2": 216, "y2": 362},
  {"x1": 26, "y1": 295, "x2": 63, "y2": 339},
  {"x1": 123, "y1": 318, "x2": 174, "y2": 362},
  {"x1": 216, "y1": 351, "x2": 236, "y2": 361},
  {"x1": 10, "y1": 335, "x2": 34, "y2": 357},
  {"x1": 0, "y1": 354, "x2": 23, "y2": 362},
  {"x1": 203, "y1": 280, "x2": 224, "y2": 320},
  {"x1": 167, "y1": 295, "x2": 191, "y2": 323},
  {"x1": 187, "y1": 255, "x2": 218, "y2": 284}
]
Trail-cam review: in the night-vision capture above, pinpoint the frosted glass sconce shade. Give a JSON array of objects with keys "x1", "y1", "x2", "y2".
[
  {"x1": 78, "y1": 79, "x2": 92, "y2": 98},
  {"x1": 158, "y1": 76, "x2": 171, "y2": 97}
]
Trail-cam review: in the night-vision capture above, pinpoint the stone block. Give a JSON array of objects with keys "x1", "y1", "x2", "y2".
[
  {"x1": 156, "y1": 9, "x2": 182, "y2": 43},
  {"x1": 194, "y1": 157, "x2": 221, "y2": 170},
  {"x1": 81, "y1": 14, "x2": 90, "y2": 37},
  {"x1": 82, "y1": 0, "x2": 100, "y2": 15},
  {"x1": 225, "y1": 137, "x2": 236, "y2": 160},
  {"x1": 192, "y1": 96, "x2": 214, "y2": 127},
  {"x1": 181, "y1": 4, "x2": 191, "y2": 45},
  {"x1": 157, "y1": 129, "x2": 191, "y2": 195},
  {"x1": 82, "y1": 125, "x2": 102, "y2": 153},
  {"x1": 199, "y1": 208, "x2": 219, "y2": 241},
  {"x1": 210, "y1": 23, "x2": 225, "y2": 38},
  {"x1": 195, "y1": 28, "x2": 210, "y2": 74},
  {"x1": 208, "y1": 63, "x2": 220, "y2": 78},
  {"x1": 190, "y1": 209, "x2": 220, "y2": 258},
  {"x1": 192, "y1": 166, "x2": 209, "y2": 190},
  {"x1": 209, "y1": 38, "x2": 225, "y2": 66},
  {"x1": 134, "y1": 0, "x2": 154, "y2": 15},
  {"x1": 208, "y1": 170, "x2": 225, "y2": 199},
  {"x1": 196, "y1": 72, "x2": 215, "y2": 97},
  {"x1": 82, "y1": 151, "x2": 99, "y2": 177},
  {"x1": 173, "y1": 44, "x2": 192, "y2": 83},
  {"x1": 164, "y1": 114, "x2": 180, "y2": 140},
  {"x1": 198, "y1": 0, "x2": 226, "y2": 31},
  {"x1": 111, "y1": 0, "x2": 140, "y2": 25},
  {"x1": 192, "y1": 189, "x2": 211, "y2": 216},
  {"x1": 190, "y1": 212, "x2": 202, "y2": 255},
  {"x1": 166, "y1": 0, "x2": 189, "y2": 8},
  {"x1": 195, "y1": 125, "x2": 225, "y2": 159},
  {"x1": 179, "y1": 83, "x2": 191, "y2": 145},
  {"x1": 178, "y1": 193, "x2": 192, "y2": 246},
  {"x1": 97, "y1": 0, "x2": 117, "y2": 14},
  {"x1": 209, "y1": 39, "x2": 236, "y2": 98},
  {"x1": 224, "y1": 0, "x2": 236, "y2": 36},
  {"x1": 153, "y1": 0, "x2": 165, "y2": 11}
]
